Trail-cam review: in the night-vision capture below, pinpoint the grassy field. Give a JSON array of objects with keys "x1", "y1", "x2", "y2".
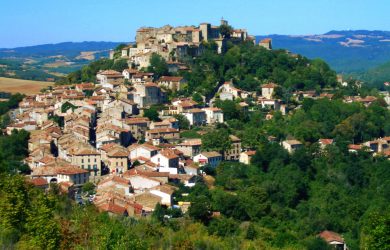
[{"x1": 0, "y1": 77, "x2": 53, "y2": 95}]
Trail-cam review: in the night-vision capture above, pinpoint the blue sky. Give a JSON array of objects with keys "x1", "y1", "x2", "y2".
[{"x1": 0, "y1": 0, "x2": 389, "y2": 48}]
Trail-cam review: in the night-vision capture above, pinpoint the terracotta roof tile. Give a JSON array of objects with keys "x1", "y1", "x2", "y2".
[
  {"x1": 29, "y1": 177, "x2": 48, "y2": 186},
  {"x1": 318, "y1": 230, "x2": 344, "y2": 243}
]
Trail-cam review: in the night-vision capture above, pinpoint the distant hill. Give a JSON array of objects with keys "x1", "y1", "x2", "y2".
[
  {"x1": 0, "y1": 41, "x2": 127, "y2": 81},
  {"x1": 256, "y1": 30, "x2": 390, "y2": 73},
  {"x1": 0, "y1": 41, "x2": 126, "y2": 58}
]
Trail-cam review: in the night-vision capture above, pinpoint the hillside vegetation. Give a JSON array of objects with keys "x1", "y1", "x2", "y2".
[
  {"x1": 59, "y1": 41, "x2": 337, "y2": 97},
  {"x1": 352, "y1": 60, "x2": 390, "y2": 89}
]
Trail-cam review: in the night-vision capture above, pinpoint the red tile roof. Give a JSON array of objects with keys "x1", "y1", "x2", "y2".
[
  {"x1": 29, "y1": 177, "x2": 48, "y2": 187},
  {"x1": 319, "y1": 139, "x2": 334, "y2": 145},
  {"x1": 56, "y1": 166, "x2": 89, "y2": 175},
  {"x1": 99, "y1": 175, "x2": 130, "y2": 186},
  {"x1": 244, "y1": 150, "x2": 256, "y2": 156},
  {"x1": 318, "y1": 230, "x2": 344, "y2": 243},
  {"x1": 262, "y1": 83, "x2": 279, "y2": 88},
  {"x1": 158, "y1": 76, "x2": 184, "y2": 82},
  {"x1": 99, "y1": 203, "x2": 127, "y2": 215},
  {"x1": 147, "y1": 128, "x2": 179, "y2": 134},
  {"x1": 348, "y1": 144, "x2": 362, "y2": 150},
  {"x1": 159, "y1": 149, "x2": 179, "y2": 160}
]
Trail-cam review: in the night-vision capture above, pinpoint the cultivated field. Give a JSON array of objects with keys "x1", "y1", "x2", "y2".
[{"x1": 0, "y1": 77, "x2": 54, "y2": 95}]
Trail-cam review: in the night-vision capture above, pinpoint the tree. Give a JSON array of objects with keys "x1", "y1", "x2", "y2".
[
  {"x1": 304, "y1": 237, "x2": 331, "y2": 250},
  {"x1": 201, "y1": 129, "x2": 231, "y2": 154},
  {"x1": 0, "y1": 129, "x2": 30, "y2": 174},
  {"x1": 239, "y1": 186, "x2": 270, "y2": 220},
  {"x1": 245, "y1": 223, "x2": 257, "y2": 240},
  {"x1": 147, "y1": 53, "x2": 169, "y2": 78},
  {"x1": 61, "y1": 102, "x2": 76, "y2": 113},
  {"x1": 24, "y1": 193, "x2": 61, "y2": 249},
  {"x1": 112, "y1": 59, "x2": 129, "y2": 72},
  {"x1": 208, "y1": 217, "x2": 238, "y2": 237},
  {"x1": 219, "y1": 24, "x2": 233, "y2": 39},
  {"x1": 215, "y1": 100, "x2": 240, "y2": 121},
  {"x1": 143, "y1": 107, "x2": 160, "y2": 122},
  {"x1": 360, "y1": 210, "x2": 390, "y2": 249},
  {"x1": 188, "y1": 195, "x2": 211, "y2": 223},
  {"x1": 82, "y1": 182, "x2": 95, "y2": 195},
  {"x1": 0, "y1": 113, "x2": 11, "y2": 129},
  {"x1": 152, "y1": 203, "x2": 166, "y2": 223},
  {"x1": 0, "y1": 175, "x2": 29, "y2": 233},
  {"x1": 173, "y1": 114, "x2": 190, "y2": 130},
  {"x1": 192, "y1": 92, "x2": 203, "y2": 104},
  {"x1": 49, "y1": 115, "x2": 64, "y2": 127}
]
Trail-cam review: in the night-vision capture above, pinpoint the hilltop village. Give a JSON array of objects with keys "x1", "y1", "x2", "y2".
[
  {"x1": 112, "y1": 19, "x2": 256, "y2": 68},
  {"x1": 2, "y1": 18, "x2": 390, "y2": 249},
  {"x1": 6, "y1": 21, "x2": 390, "y2": 220}
]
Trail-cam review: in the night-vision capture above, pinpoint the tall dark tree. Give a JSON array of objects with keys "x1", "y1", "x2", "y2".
[
  {"x1": 219, "y1": 24, "x2": 233, "y2": 39},
  {"x1": 147, "y1": 53, "x2": 169, "y2": 78}
]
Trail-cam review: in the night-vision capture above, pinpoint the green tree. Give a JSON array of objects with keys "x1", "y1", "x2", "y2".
[
  {"x1": 208, "y1": 217, "x2": 238, "y2": 237},
  {"x1": 215, "y1": 99, "x2": 240, "y2": 121},
  {"x1": 239, "y1": 186, "x2": 270, "y2": 220},
  {"x1": 0, "y1": 175, "x2": 29, "y2": 233},
  {"x1": 61, "y1": 101, "x2": 76, "y2": 113},
  {"x1": 219, "y1": 24, "x2": 233, "y2": 39},
  {"x1": 245, "y1": 223, "x2": 257, "y2": 240},
  {"x1": 304, "y1": 237, "x2": 331, "y2": 250},
  {"x1": 112, "y1": 59, "x2": 129, "y2": 72},
  {"x1": 147, "y1": 53, "x2": 169, "y2": 78},
  {"x1": 188, "y1": 195, "x2": 211, "y2": 223},
  {"x1": 201, "y1": 129, "x2": 231, "y2": 154},
  {"x1": 192, "y1": 92, "x2": 203, "y2": 104},
  {"x1": 360, "y1": 210, "x2": 390, "y2": 250},
  {"x1": 24, "y1": 193, "x2": 61, "y2": 249},
  {"x1": 152, "y1": 203, "x2": 166, "y2": 223},
  {"x1": 143, "y1": 107, "x2": 160, "y2": 122},
  {"x1": 82, "y1": 182, "x2": 95, "y2": 195},
  {"x1": 174, "y1": 114, "x2": 190, "y2": 130}
]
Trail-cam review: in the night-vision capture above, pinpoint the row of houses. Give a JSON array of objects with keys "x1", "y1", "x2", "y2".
[{"x1": 6, "y1": 77, "x2": 242, "y2": 216}]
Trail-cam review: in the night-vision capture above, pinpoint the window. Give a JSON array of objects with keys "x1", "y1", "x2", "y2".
[
  {"x1": 81, "y1": 159, "x2": 84, "y2": 163},
  {"x1": 94, "y1": 158, "x2": 97, "y2": 162}
]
